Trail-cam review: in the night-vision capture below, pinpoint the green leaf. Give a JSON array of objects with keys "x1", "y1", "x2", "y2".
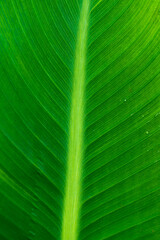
[{"x1": 0, "y1": 0, "x2": 160, "y2": 240}]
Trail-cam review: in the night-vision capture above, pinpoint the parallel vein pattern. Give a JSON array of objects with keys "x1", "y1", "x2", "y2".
[
  {"x1": 0, "y1": 0, "x2": 160, "y2": 240},
  {"x1": 0, "y1": 1, "x2": 81, "y2": 239},
  {"x1": 80, "y1": 0, "x2": 160, "y2": 239}
]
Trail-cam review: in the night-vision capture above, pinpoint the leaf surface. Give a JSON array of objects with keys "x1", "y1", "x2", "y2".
[{"x1": 0, "y1": 0, "x2": 160, "y2": 240}]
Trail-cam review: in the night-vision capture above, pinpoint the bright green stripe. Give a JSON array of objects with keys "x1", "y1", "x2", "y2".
[{"x1": 61, "y1": 1, "x2": 90, "y2": 240}]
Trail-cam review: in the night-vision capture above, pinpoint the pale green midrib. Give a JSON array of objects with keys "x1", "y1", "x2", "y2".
[{"x1": 61, "y1": 1, "x2": 90, "y2": 240}]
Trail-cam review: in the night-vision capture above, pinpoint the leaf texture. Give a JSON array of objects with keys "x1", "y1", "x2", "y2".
[{"x1": 0, "y1": 0, "x2": 160, "y2": 240}]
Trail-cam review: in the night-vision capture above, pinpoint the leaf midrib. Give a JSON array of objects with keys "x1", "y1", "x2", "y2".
[{"x1": 61, "y1": 1, "x2": 90, "y2": 240}]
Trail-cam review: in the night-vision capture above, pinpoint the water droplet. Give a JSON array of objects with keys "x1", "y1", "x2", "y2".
[
  {"x1": 146, "y1": 131, "x2": 149, "y2": 134},
  {"x1": 124, "y1": 99, "x2": 127, "y2": 102}
]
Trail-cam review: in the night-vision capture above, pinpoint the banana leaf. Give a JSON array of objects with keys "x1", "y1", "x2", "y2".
[{"x1": 0, "y1": 0, "x2": 160, "y2": 239}]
